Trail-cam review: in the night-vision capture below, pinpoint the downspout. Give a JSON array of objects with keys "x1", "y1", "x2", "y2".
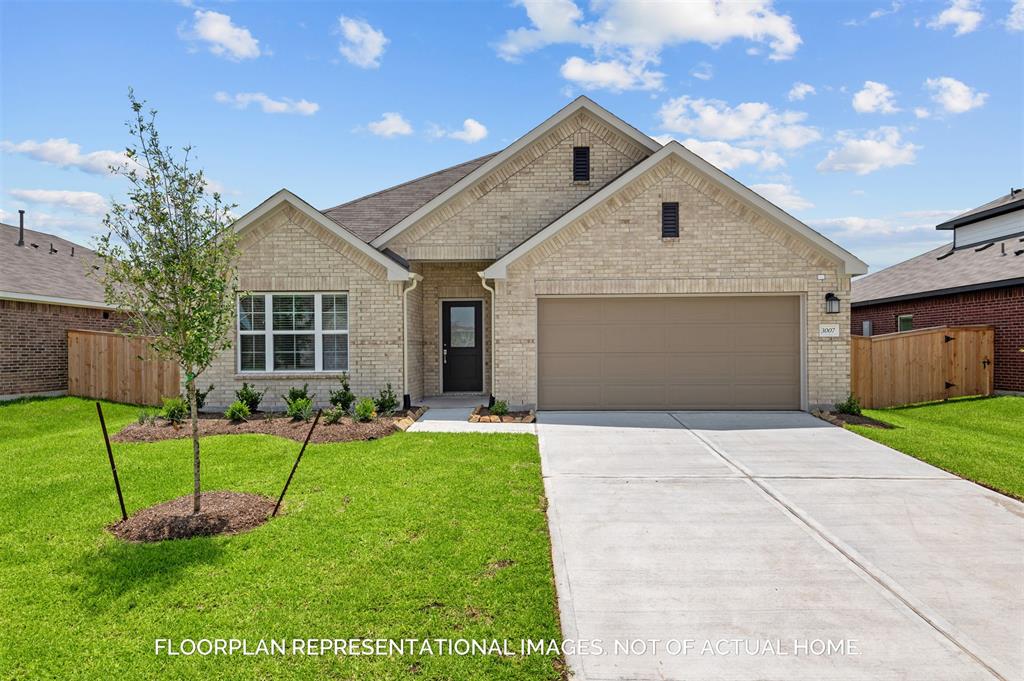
[
  {"x1": 401, "y1": 273, "x2": 423, "y2": 410},
  {"x1": 478, "y1": 272, "x2": 496, "y2": 407}
]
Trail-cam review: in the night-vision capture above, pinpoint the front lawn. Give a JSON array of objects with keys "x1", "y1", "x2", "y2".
[
  {"x1": 847, "y1": 396, "x2": 1024, "y2": 500},
  {"x1": 0, "y1": 397, "x2": 561, "y2": 680}
]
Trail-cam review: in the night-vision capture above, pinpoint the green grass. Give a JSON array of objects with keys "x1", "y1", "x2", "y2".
[
  {"x1": 0, "y1": 397, "x2": 561, "y2": 680},
  {"x1": 847, "y1": 396, "x2": 1024, "y2": 500}
]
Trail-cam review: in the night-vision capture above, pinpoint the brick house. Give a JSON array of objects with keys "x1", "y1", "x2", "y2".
[
  {"x1": 1, "y1": 213, "x2": 122, "y2": 400},
  {"x1": 851, "y1": 190, "x2": 1024, "y2": 392},
  {"x1": 206, "y1": 97, "x2": 867, "y2": 412}
]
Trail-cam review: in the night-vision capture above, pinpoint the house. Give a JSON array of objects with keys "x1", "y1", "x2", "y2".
[
  {"x1": 0, "y1": 212, "x2": 122, "y2": 400},
  {"x1": 205, "y1": 97, "x2": 867, "y2": 412},
  {"x1": 851, "y1": 189, "x2": 1024, "y2": 392}
]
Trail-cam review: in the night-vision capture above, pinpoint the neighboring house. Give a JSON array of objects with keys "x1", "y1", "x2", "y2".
[
  {"x1": 0, "y1": 212, "x2": 121, "y2": 400},
  {"x1": 207, "y1": 97, "x2": 867, "y2": 412},
  {"x1": 852, "y1": 189, "x2": 1024, "y2": 392}
]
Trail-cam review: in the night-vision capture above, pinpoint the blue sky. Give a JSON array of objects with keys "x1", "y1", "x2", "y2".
[{"x1": 1, "y1": 0, "x2": 1021, "y2": 272}]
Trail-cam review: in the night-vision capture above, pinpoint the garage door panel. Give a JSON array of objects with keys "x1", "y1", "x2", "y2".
[{"x1": 538, "y1": 296, "x2": 801, "y2": 410}]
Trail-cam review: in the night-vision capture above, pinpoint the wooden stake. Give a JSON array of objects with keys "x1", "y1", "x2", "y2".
[
  {"x1": 273, "y1": 410, "x2": 321, "y2": 517},
  {"x1": 96, "y1": 402, "x2": 127, "y2": 521}
]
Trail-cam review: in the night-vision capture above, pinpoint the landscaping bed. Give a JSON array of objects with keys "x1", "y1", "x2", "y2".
[
  {"x1": 470, "y1": 405, "x2": 535, "y2": 423},
  {"x1": 109, "y1": 491, "x2": 275, "y2": 543},
  {"x1": 813, "y1": 410, "x2": 894, "y2": 429},
  {"x1": 113, "y1": 406, "x2": 427, "y2": 444}
]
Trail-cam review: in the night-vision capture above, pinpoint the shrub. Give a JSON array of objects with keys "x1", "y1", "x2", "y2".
[
  {"x1": 286, "y1": 397, "x2": 314, "y2": 422},
  {"x1": 282, "y1": 384, "x2": 312, "y2": 410},
  {"x1": 137, "y1": 408, "x2": 152, "y2": 425},
  {"x1": 834, "y1": 394, "x2": 862, "y2": 416},
  {"x1": 224, "y1": 400, "x2": 251, "y2": 422},
  {"x1": 235, "y1": 382, "x2": 265, "y2": 413},
  {"x1": 353, "y1": 397, "x2": 377, "y2": 422},
  {"x1": 187, "y1": 384, "x2": 214, "y2": 411},
  {"x1": 323, "y1": 406, "x2": 347, "y2": 425},
  {"x1": 160, "y1": 396, "x2": 189, "y2": 424},
  {"x1": 490, "y1": 400, "x2": 509, "y2": 416},
  {"x1": 329, "y1": 374, "x2": 356, "y2": 412},
  {"x1": 374, "y1": 383, "x2": 399, "y2": 416}
]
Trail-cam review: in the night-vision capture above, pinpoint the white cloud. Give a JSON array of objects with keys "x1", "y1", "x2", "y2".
[
  {"x1": 9, "y1": 189, "x2": 108, "y2": 215},
  {"x1": 0, "y1": 138, "x2": 130, "y2": 175},
  {"x1": 188, "y1": 10, "x2": 262, "y2": 61},
  {"x1": 928, "y1": 0, "x2": 983, "y2": 35},
  {"x1": 788, "y1": 82, "x2": 815, "y2": 101},
  {"x1": 870, "y1": 1, "x2": 903, "y2": 20},
  {"x1": 914, "y1": 107, "x2": 931, "y2": 119},
  {"x1": 852, "y1": 81, "x2": 900, "y2": 114},
  {"x1": 658, "y1": 137, "x2": 784, "y2": 171},
  {"x1": 657, "y1": 96, "x2": 821, "y2": 150},
  {"x1": 0, "y1": 207, "x2": 104, "y2": 244},
  {"x1": 925, "y1": 76, "x2": 988, "y2": 114},
  {"x1": 816, "y1": 127, "x2": 919, "y2": 175},
  {"x1": 337, "y1": 16, "x2": 388, "y2": 68},
  {"x1": 1008, "y1": 0, "x2": 1024, "y2": 30},
  {"x1": 497, "y1": 0, "x2": 802, "y2": 89},
  {"x1": 446, "y1": 119, "x2": 489, "y2": 143},
  {"x1": 690, "y1": 62, "x2": 713, "y2": 81},
  {"x1": 366, "y1": 112, "x2": 413, "y2": 137},
  {"x1": 750, "y1": 183, "x2": 813, "y2": 211},
  {"x1": 214, "y1": 91, "x2": 319, "y2": 116},
  {"x1": 559, "y1": 56, "x2": 664, "y2": 91}
]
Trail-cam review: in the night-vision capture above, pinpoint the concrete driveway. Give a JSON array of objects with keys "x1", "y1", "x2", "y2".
[{"x1": 538, "y1": 411, "x2": 1023, "y2": 681}]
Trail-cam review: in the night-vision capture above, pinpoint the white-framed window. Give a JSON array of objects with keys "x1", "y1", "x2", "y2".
[
  {"x1": 238, "y1": 293, "x2": 348, "y2": 373},
  {"x1": 897, "y1": 314, "x2": 913, "y2": 332}
]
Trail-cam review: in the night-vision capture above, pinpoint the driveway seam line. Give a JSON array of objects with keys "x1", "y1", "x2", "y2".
[{"x1": 669, "y1": 413, "x2": 1007, "y2": 681}]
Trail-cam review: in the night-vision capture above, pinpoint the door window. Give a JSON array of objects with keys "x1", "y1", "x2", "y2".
[{"x1": 450, "y1": 306, "x2": 476, "y2": 347}]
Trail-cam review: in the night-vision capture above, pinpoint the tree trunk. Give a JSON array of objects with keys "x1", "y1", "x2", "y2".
[{"x1": 188, "y1": 378, "x2": 201, "y2": 514}]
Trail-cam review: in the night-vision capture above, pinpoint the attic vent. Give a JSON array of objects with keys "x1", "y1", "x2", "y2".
[
  {"x1": 572, "y1": 146, "x2": 590, "y2": 182},
  {"x1": 661, "y1": 202, "x2": 680, "y2": 238}
]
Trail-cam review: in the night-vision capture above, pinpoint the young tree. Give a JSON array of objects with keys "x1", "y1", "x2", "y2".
[{"x1": 96, "y1": 91, "x2": 238, "y2": 514}]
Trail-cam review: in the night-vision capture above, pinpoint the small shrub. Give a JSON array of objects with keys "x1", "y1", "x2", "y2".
[
  {"x1": 329, "y1": 374, "x2": 356, "y2": 412},
  {"x1": 235, "y1": 382, "x2": 265, "y2": 413},
  {"x1": 160, "y1": 396, "x2": 189, "y2": 424},
  {"x1": 187, "y1": 384, "x2": 214, "y2": 410},
  {"x1": 137, "y1": 408, "x2": 152, "y2": 425},
  {"x1": 353, "y1": 397, "x2": 377, "y2": 422},
  {"x1": 224, "y1": 400, "x2": 251, "y2": 422},
  {"x1": 490, "y1": 400, "x2": 509, "y2": 416},
  {"x1": 323, "y1": 406, "x2": 347, "y2": 425},
  {"x1": 286, "y1": 396, "x2": 314, "y2": 422},
  {"x1": 374, "y1": 383, "x2": 399, "y2": 416},
  {"x1": 834, "y1": 393, "x2": 862, "y2": 416},
  {"x1": 282, "y1": 384, "x2": 313, "y2": 410}
]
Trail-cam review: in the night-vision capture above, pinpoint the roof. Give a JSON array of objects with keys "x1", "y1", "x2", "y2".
[
  {"x1": 937, "y1": 189, "x2": 1024, "y2": 230},
  {"x1": 369, "y1": 96, "x2": 664, "y2": 248},
  {"x1": 321, "y1": 153, "x2": 497, "y2": 242},
  {"x1": 0, "y1": 223, "x2": 112, "y2": 308},
  {"x1": 482, "y1": 141, "x2": 869, "y2": 279},
  {"x1": 851, "y1": 235, "x2": 1024, "y2": 306}
]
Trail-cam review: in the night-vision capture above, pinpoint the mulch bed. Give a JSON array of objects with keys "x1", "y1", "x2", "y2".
[
  {"x1": 109, "y1": 491, "x2": 276, "y2": 543},
  {"x1": 814, "y1": 410, "x2": 895, "y2": 429},
  {"x1": 470, "y1": 406, "x2": 535, "y2": 423},
  {"x1": 113, "y1": 408, "x2": 425, "y2": 444}
]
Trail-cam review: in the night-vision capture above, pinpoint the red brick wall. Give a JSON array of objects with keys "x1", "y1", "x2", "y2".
[
  {"x1": 0, "y1": 300, "x2": 124, "y2": 398},
  {"x1": 851, "y1": 285, "x2": 1024, "y2": 391}
]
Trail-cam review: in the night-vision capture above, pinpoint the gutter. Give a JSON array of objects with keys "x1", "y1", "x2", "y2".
[
  {"x1": 401, "y1": 273, "x2": 423, "y2": 409},
  {"x1": 478, "y1": 272, "x2": 496, "y2": 406}
]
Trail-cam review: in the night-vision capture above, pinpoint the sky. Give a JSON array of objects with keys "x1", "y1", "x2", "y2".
[{"x1": 1, "y1": 0, "x2": 1022, "y2": 273}]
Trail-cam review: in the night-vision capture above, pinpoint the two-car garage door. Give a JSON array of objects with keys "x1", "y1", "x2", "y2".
[{"x1": 537, "y1": 296, "x2": 801, "y2": 410}]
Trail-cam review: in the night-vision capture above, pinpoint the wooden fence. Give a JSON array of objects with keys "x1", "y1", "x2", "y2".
[
  {"x1": 68, "y1": 329, "x2": 180, "y2": 406},
  {"x1": 851, "y1": 325, "x2": 994, "y2": 409}
]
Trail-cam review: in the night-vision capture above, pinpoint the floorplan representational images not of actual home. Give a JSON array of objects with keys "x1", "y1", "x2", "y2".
[{"x1": 206, "y1": 97, "x2": 867, "y2": 412}]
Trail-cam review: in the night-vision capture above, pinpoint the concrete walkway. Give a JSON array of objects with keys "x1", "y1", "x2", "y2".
[
  {"x1": 538, "y1": 411, "x2": 1024, "y2": 681},
  {"x1": 406, "y1": 395, "x2": 536, "y2": 433}
]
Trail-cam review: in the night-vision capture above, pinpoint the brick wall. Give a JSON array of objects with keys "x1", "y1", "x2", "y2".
[
  {"x1": 0, "y1": 299, "x2": 123, "y2": 398},
  {"x1": 852, "y1": 285, "x2": 1024, "y2": 391},
  {"x1": 493, "y1": 154, "x2": 853, "y2": 410}
]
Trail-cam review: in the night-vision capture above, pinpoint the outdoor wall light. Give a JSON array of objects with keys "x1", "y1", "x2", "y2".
[{"x1": 824, "y1": 292, "x2": 840, "y2": 314}]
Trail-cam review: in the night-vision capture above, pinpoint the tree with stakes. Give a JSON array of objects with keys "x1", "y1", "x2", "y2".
[{"x1": 96, "y1": 91, "x2": 239, "y2": 514}]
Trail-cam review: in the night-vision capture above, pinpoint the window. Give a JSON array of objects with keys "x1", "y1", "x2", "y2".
[
  {"x1": 897, "y1": 314, "x2": 913, "y2": 332},
  {"x1": 661, "y1": 202, "x2": 680, "y2": 238},
  {"x1": 572, "y1": 146, "x2": 590, "y2": 182},
  {"x1": 238, "y1": 293, "x2": 348, "y2": 373},
  {"x1": 862, "y1": 320, "x2": 873, "y2": 337}
]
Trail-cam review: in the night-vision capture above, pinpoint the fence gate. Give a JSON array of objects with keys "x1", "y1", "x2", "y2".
[
  {"x1": 68, "y1": 329, "x2": 180, "y2": 406},
  {"x1": 850, "y1": 325, "x2": 994, "y2": 409}
]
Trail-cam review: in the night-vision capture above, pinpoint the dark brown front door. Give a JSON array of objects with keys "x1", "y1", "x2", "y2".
[{"x1": 442, "y1": 301, "x2": 483, "y2": 392}]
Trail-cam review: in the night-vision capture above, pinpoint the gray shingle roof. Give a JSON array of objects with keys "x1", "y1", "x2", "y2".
[
  {"x1": 321, "y1": 153, "x2": 498, "y2": 243},
  {"x1": 0, "y1": 223, "x2": 108, "y2": 305},
  {"x1": 936, "y1": 189, "x2": 1024, "y2": 229},
  {"x1": 851, "y1": 235, "x2": 1024, "y2": 305}
]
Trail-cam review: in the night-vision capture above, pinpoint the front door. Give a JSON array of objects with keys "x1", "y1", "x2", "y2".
[{"x1": 442, "y1": 301, "x2": 483, "y2": 392}]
